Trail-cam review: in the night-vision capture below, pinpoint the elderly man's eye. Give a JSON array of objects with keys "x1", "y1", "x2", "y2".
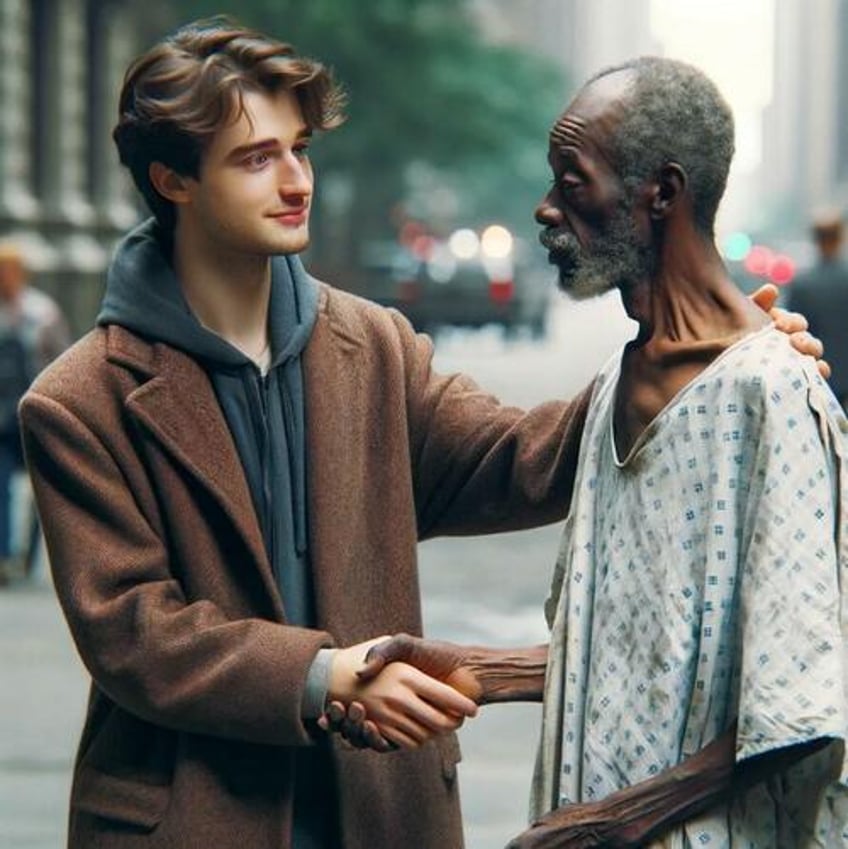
[{"x1": 560, "y1": 174, "x2": 583, "y2": 192}]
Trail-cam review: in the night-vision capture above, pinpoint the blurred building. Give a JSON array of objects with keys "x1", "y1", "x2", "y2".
[
  {"x1": 763, "y1": 0, "x2": 848, "y2": 228},
  {"x1": 0, "y1": 0, "x2": 167, "y2": 336},
  {"x1": 473, "y1": 0, "x2": 848, "y2": 239},
  {"x1": 470, "y1": 0, "x2": 657, "y2": 94}
]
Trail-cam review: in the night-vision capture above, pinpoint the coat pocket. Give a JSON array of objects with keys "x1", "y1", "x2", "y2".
[
  {"x1": 437, "y1": 732, "x2": 462, "y2": 783},
  {"x1": 73, "y1": 768, "x2": 171, "y2": 830}
]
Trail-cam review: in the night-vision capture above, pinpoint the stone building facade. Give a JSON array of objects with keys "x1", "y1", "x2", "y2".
[{"x1": 0, "y1": 0, "x2": 168, "y2": 336}]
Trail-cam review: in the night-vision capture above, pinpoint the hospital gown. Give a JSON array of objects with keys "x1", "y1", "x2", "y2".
[{"x1": 532, "y1": 326, "x2": 848, "y2": 847}]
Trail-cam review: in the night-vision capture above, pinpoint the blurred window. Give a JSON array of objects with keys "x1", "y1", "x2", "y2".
[{"x1": 29, "y1": 0, "x2": 51, "y2": 201}]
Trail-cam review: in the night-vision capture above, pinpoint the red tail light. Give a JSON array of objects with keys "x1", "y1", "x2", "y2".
[{"x1": 489, "y1": 279, "x2": 514, "y2": 304}]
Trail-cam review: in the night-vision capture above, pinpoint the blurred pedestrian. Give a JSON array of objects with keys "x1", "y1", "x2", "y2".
[
  {"x1": 16, "y1": 18, "x2": 827, "y2": 849},
  {"x1": 0, "y1": 241, "x2": 70, "y2": 583},
  {"x1": 787, "y1": 209, "x2": 848, "y2": 409}
]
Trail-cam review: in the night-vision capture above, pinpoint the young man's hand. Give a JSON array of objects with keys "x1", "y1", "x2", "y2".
[
  {"x1": 326, "y1": 638, "x2": 477, "y2": 750},
  {"x1": 750, "y1": 283, "x2": 830, "y2": 378}
]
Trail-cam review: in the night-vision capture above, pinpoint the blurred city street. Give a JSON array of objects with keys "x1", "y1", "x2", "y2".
[{"x1": 0, "y1": 287, "x2": 635, "y2": 849}]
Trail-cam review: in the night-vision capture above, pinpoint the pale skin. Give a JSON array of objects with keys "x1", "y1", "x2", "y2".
[
  {"x1": 333, "y1": 70, "x2": 838, "y2": 847},
  {"x1": 149, "y1": 88, "x2": 314, "y2": 361},
  {"x1": 148, "y1": 87, "x2": 477, "y2": 749}
]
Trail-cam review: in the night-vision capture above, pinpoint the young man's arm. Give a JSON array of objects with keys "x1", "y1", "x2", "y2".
[
  {"x1": 398, "y1": 309, "x2": 595, "y2": 539},
  {"x1": 20, "y1": 389, "x2": 474, "y2": 749},
  {"x1": 397, "y1": 288, "x2": 824, "y2": 542}
]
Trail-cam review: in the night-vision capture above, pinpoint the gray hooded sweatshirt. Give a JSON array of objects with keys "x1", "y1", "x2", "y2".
[{"x1": 97, "y1": 219, "x2": 320, "y2": 627}]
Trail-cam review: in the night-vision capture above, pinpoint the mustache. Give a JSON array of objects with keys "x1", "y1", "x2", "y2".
[
  {"x1": 539, "y1": 227, "x2": 576, "y2": 250},
  {"x1": 539, "y1": 227, "x2": 582, "y2": 261}
]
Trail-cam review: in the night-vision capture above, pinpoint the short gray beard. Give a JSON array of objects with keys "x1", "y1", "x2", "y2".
[{"x1": 540, "y1": 206, "x2": 654, "y2": 299}]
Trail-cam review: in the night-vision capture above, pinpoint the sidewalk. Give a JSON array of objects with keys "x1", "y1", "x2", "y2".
[
  {"x1": 0, "y1": 577, "x2": 87, "y2": 849},
  {"x1": 0, "y1": 561, "x2": 547, "y2": 849}
]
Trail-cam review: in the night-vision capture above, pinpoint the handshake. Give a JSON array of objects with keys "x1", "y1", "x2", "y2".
[
  {"x1": 318, "y1": 635, "x2": 548, "y2": 752},
  {"x1": 317, "y1": 638, "x2": 664, "y2": 849}
]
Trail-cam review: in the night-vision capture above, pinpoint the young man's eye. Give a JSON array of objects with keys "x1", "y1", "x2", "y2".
[
  {"x1": 293, "y1": 143, "x2": 311, "y2": 159},
  {"x1": 244, "y1": 151, "x2": 270, "y2": 169}
]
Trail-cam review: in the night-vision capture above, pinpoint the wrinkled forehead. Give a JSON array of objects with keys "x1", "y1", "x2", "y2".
[{"x1": 549, "y1": 70, "x2": 634, "y2": 156}]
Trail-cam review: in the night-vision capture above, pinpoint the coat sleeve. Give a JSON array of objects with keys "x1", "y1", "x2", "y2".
[
  {"x1": 390, "y1": 311, "x2": 594, "y2": 538},
  {"x1": 19, "y1": 390, "x2": 334, "y2": 748}
]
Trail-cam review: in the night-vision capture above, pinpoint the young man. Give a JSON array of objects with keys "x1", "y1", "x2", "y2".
[
  {"x1": 360, "y1": 58, "x2": 848, "y2": 848},
  {"x1": 18, "y1": 19, "x2": 589, "y2": 849}
]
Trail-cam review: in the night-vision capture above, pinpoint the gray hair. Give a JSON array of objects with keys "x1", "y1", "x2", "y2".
[{"x1": 586, "y1": 56, "x2": 735, "y2": 234}]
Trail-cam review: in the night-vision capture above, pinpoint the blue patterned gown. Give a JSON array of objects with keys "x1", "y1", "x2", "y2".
[{"x1": 532, "y1": 327, "x2": 848, "y2": 847}]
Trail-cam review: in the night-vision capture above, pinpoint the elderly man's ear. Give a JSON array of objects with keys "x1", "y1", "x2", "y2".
[{"x1": 650, "y1": 163, "x2": 687, "y2": 220}]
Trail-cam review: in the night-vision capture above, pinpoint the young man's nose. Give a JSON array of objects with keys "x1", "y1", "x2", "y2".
[{"x1": 277, "y1": 155, "x2": 312, "y2": 197}]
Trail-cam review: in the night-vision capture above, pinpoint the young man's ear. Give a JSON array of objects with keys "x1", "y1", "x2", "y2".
[
  {"x1": 149, "y1": 162, "x2": 194, "y2": 205},
  {"x1": 650, "y1": 162, "x2": 687, "y2": 220}
]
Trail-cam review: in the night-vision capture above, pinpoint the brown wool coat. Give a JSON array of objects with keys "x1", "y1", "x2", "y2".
[{"x1": 19, "y1": 284, "x2": 591, "y2": 849}]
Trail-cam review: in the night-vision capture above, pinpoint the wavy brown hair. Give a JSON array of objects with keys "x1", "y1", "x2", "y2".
[{"x1": 113, "y1": 17, "x2": 346, "y2": 230}]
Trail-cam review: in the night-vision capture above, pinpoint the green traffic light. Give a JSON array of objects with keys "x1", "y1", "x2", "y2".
[{"x1": 724, "y1": 232, "x2": 752, "y2": 262}]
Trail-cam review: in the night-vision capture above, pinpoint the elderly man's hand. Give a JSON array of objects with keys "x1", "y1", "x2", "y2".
[
  {"x1": 359, "y1": 635, "x2": 548, "y2": 705},
  {"x1": 326, "y1": 639, "x2": 477, "y2": 750},
  {"x1": 358, "y1": 634, "x2": 484, "y2": 702},
  {"x1": 318, "y1": 700, "x2": 396, "y2": 752},
  {"x1": 750, "y1": 283, "x2": 830, "y2": 378}
]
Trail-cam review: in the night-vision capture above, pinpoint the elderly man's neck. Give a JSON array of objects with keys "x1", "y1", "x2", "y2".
[
  {"x1": 622, "y1": 224, "x2": 768, "y2": 351},
  {"x1": 613, "y1": 223, "x2": 771, "y2": 459}
]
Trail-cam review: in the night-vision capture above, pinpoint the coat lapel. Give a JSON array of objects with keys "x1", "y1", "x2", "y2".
[
  {"x1": 303, "y1": 287, "x2": 368, "y2": 633},
  {"x1": 107, "y1": 328, "x2": 283, "y2": 618}
]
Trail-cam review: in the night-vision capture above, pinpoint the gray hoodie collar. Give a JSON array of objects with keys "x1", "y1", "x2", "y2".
[{"x1": 97, "y1": 218, "x2": 319, "y2": 370}]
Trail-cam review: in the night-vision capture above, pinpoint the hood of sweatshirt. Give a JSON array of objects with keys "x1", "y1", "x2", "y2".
[{"x1": 97, "y1": 218, "x2": 319, "y2": 369}]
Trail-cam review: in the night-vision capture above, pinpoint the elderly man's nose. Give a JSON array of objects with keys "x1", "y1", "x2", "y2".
[{"x1": 535, "y1": 195, "x2": 562, "y2": 226}]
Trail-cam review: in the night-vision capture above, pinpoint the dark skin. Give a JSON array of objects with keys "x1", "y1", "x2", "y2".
[
  {"x1": 326, "y1": 71, "x2": 837, "y2": 847},
  {"x1": 539, "y1": 71, "x2": 772, "y2": 462},
  {"x1": 355, "y1": 636, "x2": 832, "y2": 849}
]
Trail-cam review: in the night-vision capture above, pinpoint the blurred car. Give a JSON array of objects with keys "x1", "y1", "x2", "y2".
[{"x1": 360, "y1": 225, "x2": 549, "y2": 338}]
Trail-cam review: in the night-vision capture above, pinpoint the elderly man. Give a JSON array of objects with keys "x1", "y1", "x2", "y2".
[{"x1": 360, "y1": 57, "x2": 847, "y2": 848}]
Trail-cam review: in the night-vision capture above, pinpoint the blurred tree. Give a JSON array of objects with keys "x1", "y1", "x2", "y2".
[{"x1": 169, "y1": 0, "x2": 567, "y2": 281}]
